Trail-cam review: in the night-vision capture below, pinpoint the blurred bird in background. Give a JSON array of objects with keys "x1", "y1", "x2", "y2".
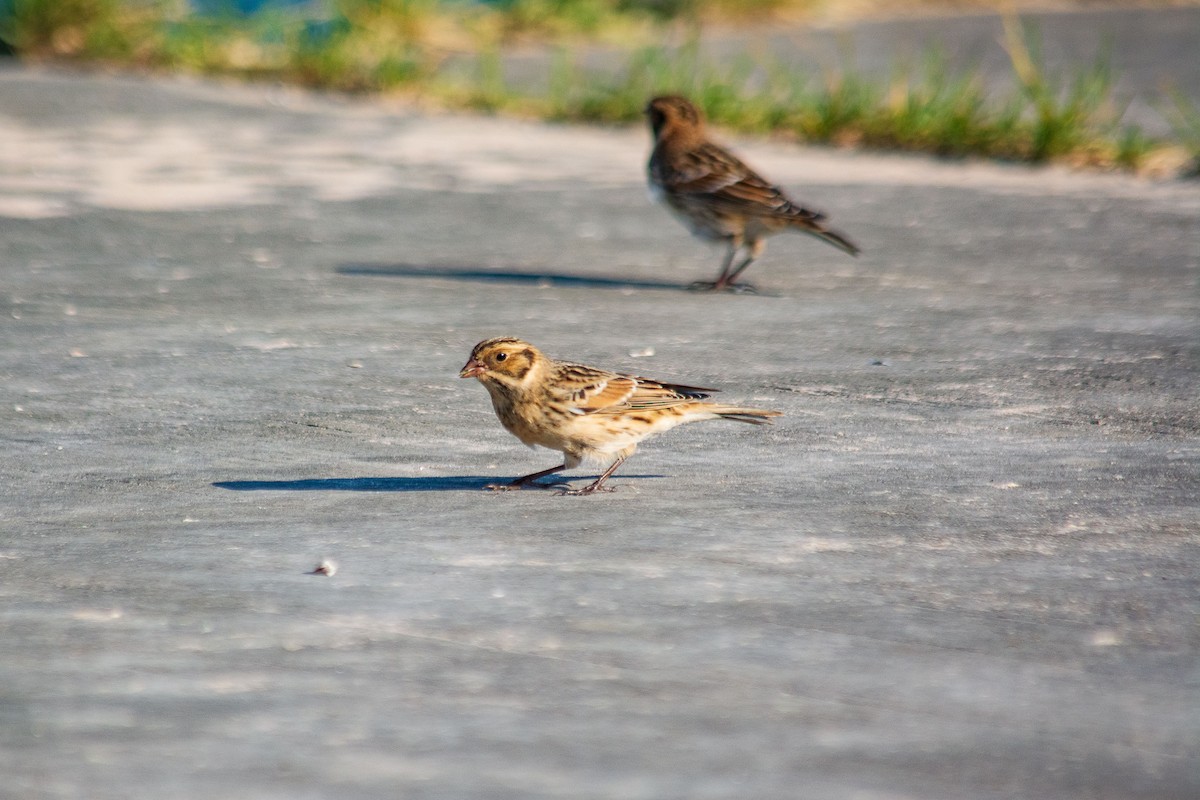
[{"x1": 646, "y1": 94, "x2": 860, "y2": 293}]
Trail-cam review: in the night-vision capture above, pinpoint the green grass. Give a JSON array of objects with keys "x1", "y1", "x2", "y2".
[
  {"x1": 1165, "y1": 89, "x2": 1200, "y2": 176},
  {"x1": 1, "y1": 0, "x2": 1193, "y2": 175},
  {"x1": 1, "y1": 0, "x2": 158, "y2": 60},
  {"x1": 476, "y1": 28, "x2": 1173, "y2": 170}
]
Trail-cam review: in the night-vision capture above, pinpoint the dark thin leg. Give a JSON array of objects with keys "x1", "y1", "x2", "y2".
[
  {"x1": 690, "y1": 242, "x2": 739, "y2": 292},
  {"x1": 555, "y1": 455, "x2": 628, "y2": 496},
  {"x1": 486, "y1": 463, "x2": 568, "y2": 491},
  {"x1": 716, "y1": 255, "x2": 758, "y2": 293}
]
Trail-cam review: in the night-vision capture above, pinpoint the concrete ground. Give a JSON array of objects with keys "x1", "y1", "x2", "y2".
[{"x1": 1, "y1": 13, "x2": 1198, "y2": 798}]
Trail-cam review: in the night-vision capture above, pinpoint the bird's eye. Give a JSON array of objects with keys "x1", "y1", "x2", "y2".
[{"x1": 495, "y1": 352, "x2": 508, "y2": 362}]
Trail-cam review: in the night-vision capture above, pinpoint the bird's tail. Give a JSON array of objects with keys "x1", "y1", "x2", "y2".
[
  {"x1": 710, "y1": 406, "x2": 783, "y2": 425},
  {"x1": 797, "y1": 220, "x2": 861, "y2": 257},
  {"x1": 778, "y1": 199, "x2": 861, "y2": 257}
]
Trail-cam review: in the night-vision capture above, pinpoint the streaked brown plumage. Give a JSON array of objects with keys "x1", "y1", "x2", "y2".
[
  {"x1": 459, "y1": 337, "x2": 782, "y2": 495},
  {"x1": 646, "y1": 94, "x2": 860, "y2": 292}
]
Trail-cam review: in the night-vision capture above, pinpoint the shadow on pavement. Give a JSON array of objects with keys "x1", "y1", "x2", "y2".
[
  {"x1": 337, "y1": 263, "x2": 688, "y2": 291},
  {"x1": 213, "y1": 475, "x2": 663, "y2": 492}
]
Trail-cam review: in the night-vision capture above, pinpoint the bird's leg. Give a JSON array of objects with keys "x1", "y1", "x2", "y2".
[
  {"x1": 715, "y1": 256, "x2": 758, "y2": 293},
  {"x1": 716, "y1": 239, "x2": 763, "y2": 293},
  {"x1": 689, "y1": 240, "x2": 739, "y2": 292},
  {"x1": 486, "y1": 463, "x2": 569, "y2": 491},
  {"x1": 555, "y1": 455, "x2": 629, "y2": 496}
]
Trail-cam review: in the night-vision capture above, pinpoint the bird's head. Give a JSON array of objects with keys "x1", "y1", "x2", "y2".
[
  {"x1": 459, "y1": 337, "x2": 543, "y2": 387},
  {"x1": 645, "y1": 95, "x2": 703, "y2": 140}
]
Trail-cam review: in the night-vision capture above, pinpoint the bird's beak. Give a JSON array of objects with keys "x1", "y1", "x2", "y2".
[{"x1": 459, "y1": 358, "x2": 486, "y2": 379}]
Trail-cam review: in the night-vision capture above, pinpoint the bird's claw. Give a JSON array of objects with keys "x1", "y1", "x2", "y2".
[
  {"x1": 553, "y1": 484, "x2": 617, "y2": 496},
  {"x1": 688, "y1": 280, "x2": 757, "y2": 294}
]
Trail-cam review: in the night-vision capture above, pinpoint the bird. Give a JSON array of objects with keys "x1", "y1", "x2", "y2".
[
  {"x1": 645, "y1": 94, "x2": 860, "y2": 293},
  {"x1": 459, "y1": 337, "x2": 782, "y2": 495}
]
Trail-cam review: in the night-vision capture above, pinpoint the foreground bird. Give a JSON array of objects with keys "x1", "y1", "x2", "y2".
[
  {"x1": 646, "y1": 94, "x2": 860, "y2": 292},
  {"x1": 459, "y1": 337, "x2": 782, "y2": 495}
]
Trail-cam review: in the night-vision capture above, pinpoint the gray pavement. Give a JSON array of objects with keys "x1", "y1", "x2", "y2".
[{"x1": 2, "y1": 30, "x2": 1199, "y2": 800}]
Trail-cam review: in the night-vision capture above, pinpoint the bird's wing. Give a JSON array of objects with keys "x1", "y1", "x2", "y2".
[
  {"x1": 624, "y1": 378, "x2": 716, "y2": 409},
  {"x1": 551, "y1": 363, "x2": 715, "y2": 414},
  {"x1": 550, "y1": 364, "x2": 638, "y2": 414},
  {"x1": 663, "y1": 143, "x2": 827, "y2": 222}
]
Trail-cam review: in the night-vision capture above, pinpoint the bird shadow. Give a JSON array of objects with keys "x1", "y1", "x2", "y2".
[
  {"x1": 336, "y1": 262, "x2": 690, "y2": 292},
  {"x1": 212, "y1": 474, "x2": 663, "y2": 493}
]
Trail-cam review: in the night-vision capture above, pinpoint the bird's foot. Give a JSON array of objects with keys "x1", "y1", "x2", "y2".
[
  {"x1": 688, "y1": 280, "x2": 758, "y2": 294},
  {"x1": 553, "y1": 483, "x2": 617, "y2": 496}
]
